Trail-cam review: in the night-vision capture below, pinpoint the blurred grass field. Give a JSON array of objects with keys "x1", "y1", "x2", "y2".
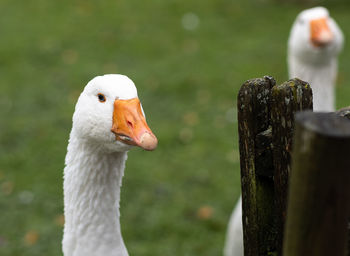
[{"x1": 0, "y1": 0, "x2": 350, "y2": 255}]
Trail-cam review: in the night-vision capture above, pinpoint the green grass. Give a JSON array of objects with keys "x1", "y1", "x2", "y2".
[{"x1": 0, "y1": 0, "x2": 349, "y2": 255}]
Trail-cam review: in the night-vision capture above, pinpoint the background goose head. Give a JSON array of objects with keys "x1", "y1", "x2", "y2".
[
  {"x1": 71, "y1": 74, "x2": 158, "y2": 153},
  {"x1": 288, "y1": 6, "x2": 344, "y2": 66}
]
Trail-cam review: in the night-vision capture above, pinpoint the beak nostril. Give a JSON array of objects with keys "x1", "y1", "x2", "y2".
[{"x1": 127, "y1": 120, "x2": 133, "y2": 128}]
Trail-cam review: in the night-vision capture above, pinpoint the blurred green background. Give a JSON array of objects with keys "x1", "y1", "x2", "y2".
[{"x1": 0, "y1": 0, "x2": 349, "y2": 255}]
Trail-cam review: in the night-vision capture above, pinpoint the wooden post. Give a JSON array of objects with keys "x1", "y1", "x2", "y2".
[
  {"x1": 238, "y1": 76, "x2": 276, "y2": 256},
  {"x1": 283, "y1": 111, "x2": 350, "y2": 256},
  {"x1": 270, "y1": 79, "x2": 313, "y2": 254},
  {"x1": 336, "y1": 107, "x2": 350, "y2": 120},
  {"x1": 336, "y1": 106, "x2": 350, "y2": 256},
  {"x1": 237, "y1": 77, "x2": 312, "y2": 255}
]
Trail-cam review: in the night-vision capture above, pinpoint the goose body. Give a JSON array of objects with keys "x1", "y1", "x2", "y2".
[
  {"x1": 224, "y1": 7, "x2": 343, "y2": 256},
  {"x1": 63, "y1": 74, "x2": 157, "y2": 256},
  {"x1": 223, "y1": 196, "x2": 243, "y2": 256},
  {"x1": 288, "y1": 6, "x2": 343, "y2": 111}
]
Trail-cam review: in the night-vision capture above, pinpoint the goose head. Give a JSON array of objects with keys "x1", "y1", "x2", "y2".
[
  {"x1": 288, "y1": 6, "x2": 344, "y2": 65},
  {"x1": 71, "y1": 74, "x2": 158, "y2": 153}
]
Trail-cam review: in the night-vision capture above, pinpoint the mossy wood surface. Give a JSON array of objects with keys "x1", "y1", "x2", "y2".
[
  {"x1": 237, "y1": 76, "x2": 276, "y2": 256},
  {"x1": 237, "y1": 76, "x2": 312, "y2": 256},
  {"x1": 270, "y1": 79, "x2": 313, "y2": 254},
  {"x1": 283, "y1": 112, "x2": 350, "y2": 256}
]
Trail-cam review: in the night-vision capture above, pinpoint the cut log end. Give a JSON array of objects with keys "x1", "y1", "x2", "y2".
[{"x1": 296, "y1": 111, "x2": 350, "y2": 138}]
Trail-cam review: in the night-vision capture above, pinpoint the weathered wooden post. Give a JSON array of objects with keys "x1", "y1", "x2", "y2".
[
  {"x1": 334, "y1": 106, "x2": 350, "y2": 256},
  {"x1": 336, "y1": 106, "x2": 350, "y2": 119},
  {"x1": 270, "y1": 79, "x2": 313, "y2": 254},
  {"x1": 283, "y1": 111, "x2": 350, "y2": 256},
  {"x1": 238, "y1": 76, "x2": 276, "y2": 256},
  {"x1": 237, "y1": 77, "x2": 312, "y2": 255}
]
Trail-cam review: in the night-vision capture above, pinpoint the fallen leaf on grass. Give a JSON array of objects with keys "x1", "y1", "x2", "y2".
[
  {"x1": 183, "y1": 111, "x2": 199, "y2": 126},
  {"x1": 197, "y1": 205, "x2": 214, "y2": 220},
  {"x1": 1, "y1": 181, "x2": 14, "y2": 195},
  {"x1": 55, "y1": 214, "x2": 65, "y2": 227},
  {"x1": 24, "y1": 230, "x2": 39, "y2": 246}
]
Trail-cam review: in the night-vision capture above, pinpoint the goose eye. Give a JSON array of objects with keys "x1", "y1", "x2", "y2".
[{"x1": 97, "y1": 93, "x2": 106, "y2": 102}]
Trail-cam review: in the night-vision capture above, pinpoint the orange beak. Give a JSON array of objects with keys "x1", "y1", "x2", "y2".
[
  {"x1": 310, "y1": 17, "x2": 333, "y2": 47},
  {"x1": 111, "y1": 98, "x2": 158, "y2": 151}
]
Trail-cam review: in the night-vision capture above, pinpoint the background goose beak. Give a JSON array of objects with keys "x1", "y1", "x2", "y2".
[
  {"x1": 111, "y1": 98, "x2": 158, "y2": 151},
  {"x1": 310, "y1": 17, "x2": 333, "y2": 47}
]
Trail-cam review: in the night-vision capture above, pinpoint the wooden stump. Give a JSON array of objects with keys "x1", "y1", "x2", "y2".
[
  {"x1": 283, "y1": 111, "x2": 350, "y2": 256},
  {"x1": 336, "y1": 107, "x2": 350, "y2": 120},
  {"x1": 336, "y1": 106, "x2": 350, "y2": 256}
]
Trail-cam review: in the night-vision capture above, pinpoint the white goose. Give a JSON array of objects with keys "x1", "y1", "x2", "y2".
[
  {"x1": 224, "y1": 7, "x2": 343, "y2": 256},
  {"x1": 62, "y1": 74, "x2": 158, "y2": 256},
  {"x1": 288, "y1": 6, "x2": 344, "y2": 111}
]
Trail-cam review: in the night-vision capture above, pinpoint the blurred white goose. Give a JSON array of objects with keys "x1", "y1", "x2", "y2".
[
  {"x1": 62, "y1": 74, "x2": 158, "y2": 256},
  {"x1": 224, "y1": 7, "x2": 344, "y2": 256},
  {"x1": 288, "y1": 6, "x2": 343, "y2": 111}
]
